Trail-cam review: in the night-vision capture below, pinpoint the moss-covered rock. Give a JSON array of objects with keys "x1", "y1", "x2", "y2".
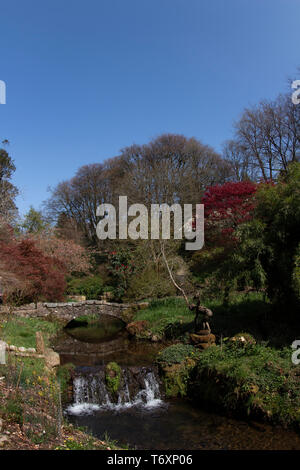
[
  {"x1": 156, "y1": 344, "x2": 200, "y2": 398},
  {"x1": 228, "y1": 332, "x2": 256, "y2": 349},
  {"x1": 105, "y1": 362, "x2": 122, "y2": 397},
  {"x1": 160, "y1": 358, "x2": 197, "y2": 398},
  {"x1": 120, "y1": 306, "x2": 137, "y2": 324},
  {"x1": 126, "y1": 320, "x2": 150, "y2": 338}
]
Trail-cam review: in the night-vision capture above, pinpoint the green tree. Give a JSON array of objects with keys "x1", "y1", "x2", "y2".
[
  {"x1": 21, "y1": 207, "x2": 49, "y2": 234},
  {"x1": 255, "y1": 163, "x2": 300, "y2": 310},
  {"x1": 232, "y1": 163, "x2": 300, "y2": 313},
  {"x1": 0, "y1": 147, "x2": 18, "y2": 222}
]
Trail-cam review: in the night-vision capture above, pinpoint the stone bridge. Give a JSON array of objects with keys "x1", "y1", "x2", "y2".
[{"x1": 9, "y1": 300, "x2": 144, "y2": 326}]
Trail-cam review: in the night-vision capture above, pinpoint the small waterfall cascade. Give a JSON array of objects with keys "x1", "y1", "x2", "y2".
[{"x1": 67, "y1": 366, "x2": 164, "y2": 415}]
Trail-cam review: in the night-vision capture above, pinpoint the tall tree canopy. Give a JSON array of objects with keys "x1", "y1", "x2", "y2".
[
  {"x1": 46, "y1": 134, "x2": 233, "y2": 246},
  {"x1": 0, "y1": 147, "x2": 18, "y2": 223}
]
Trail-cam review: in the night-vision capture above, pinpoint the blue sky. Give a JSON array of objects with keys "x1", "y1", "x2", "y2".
[{"x1": 0, "y1": 0, "x2": 299, "y2": 216}]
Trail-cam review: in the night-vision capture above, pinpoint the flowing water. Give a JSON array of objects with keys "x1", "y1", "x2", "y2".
[
  {"x1": 68, "y1": 367, "x2": 163, "y2": 415},
  {"x1": 53, "y1": 317, "x2": 300, "y2": 450}
]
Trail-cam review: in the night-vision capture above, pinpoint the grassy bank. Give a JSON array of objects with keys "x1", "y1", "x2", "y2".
[
  {"x1": 148, "y1": 293, "x2": 300, "y2": 426},
  {"x1": 0, "y1": 316, "x2": 61, "y2": 348},
  {"x1": 133, "y1": 297, "x2": 193, "y2": 338},
  {"x1": 133, "y1": 292, "x2": 296, "y2": 347},
  {"x1": 190, "y1": 342, "x2": 300, "y2": 426},
  {"x1": 0, "y1": 315, "x2": 121, "y2": 450},
  {"x1": 157, "y1": 341, "x2": 300, "y2": 427}
]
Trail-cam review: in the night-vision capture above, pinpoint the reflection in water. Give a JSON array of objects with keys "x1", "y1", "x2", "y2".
[
  {"x1": 53, "y1": 326, "x2": 166, "y2": 367},
  {"x1": 65, "y1": 315, "x2": 125, "y2": 343}
]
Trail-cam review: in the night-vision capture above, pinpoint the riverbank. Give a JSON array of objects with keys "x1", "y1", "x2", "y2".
[
  {"x1": 1, "y1": 295, "x2": 300, "y2": 448},
  {"x1": 0, "y1": 315, "x2": 121, "y2": 450},
  {"x1": 157, "y1": 340, "x2": 300, "y2": 428},
  {"x1": 131, "y1": 294, "x2": 300, "y2": 428}
]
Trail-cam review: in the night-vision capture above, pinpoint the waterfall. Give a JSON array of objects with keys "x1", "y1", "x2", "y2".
[{"x1": 67, "y1": 367, "x2": 164, "y2": 415}]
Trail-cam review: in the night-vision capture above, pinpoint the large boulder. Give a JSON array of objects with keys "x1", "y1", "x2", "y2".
[
  {"x1": 105, "y1": 362, "x2": 122, "y2": 400},
  {"x1": 44, "y1": 348, "x2": 60, "y2": 368},
  {"x1": 159, "y1": 358, "x2": 196, "y2": 398},
  {"x1": 228, "y1": 333, "x2": 256, "y2": 348}
]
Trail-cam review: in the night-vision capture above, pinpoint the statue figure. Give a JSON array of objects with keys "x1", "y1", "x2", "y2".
[{"x1": 189, "y1": 294, "x2": 213, "y2": 333}]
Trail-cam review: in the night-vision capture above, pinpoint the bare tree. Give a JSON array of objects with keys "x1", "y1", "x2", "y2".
[
  {"x1": 45, "y1": 134, "x2": 232, "y2": 246},
  {"x1": 45, "y1": 162, "x2": 118, "y2": 246},
  {"x1": 116, "y1": 134, "x2": 233, "y2": 206},
  {"x1": 229, "y1": 93, "x2": 300, "y2": 182}
]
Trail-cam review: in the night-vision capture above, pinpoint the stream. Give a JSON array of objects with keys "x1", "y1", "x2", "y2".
[{"x1": 52, "y1": 315, "x2": 300, "y2": 450}]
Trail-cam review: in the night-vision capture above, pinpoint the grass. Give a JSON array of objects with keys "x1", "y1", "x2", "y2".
[
  {"x1": 133, "y1": 292, "x2": 296, "y2": 347},
  {"x1": 133, "y1": 297, "x2": 194, "y2": 336},
  {"x1": 132, "y1": 293, "x2": 265, "y2": 338},
  {"x1": 0, "y1": 393, "x2": 23, "y2": 424},
  {"x1": 0, "y1": 316, "x2": 61, "y2": 348},
  {"x1": 55, "y1": 430, "x2": 122, "y2": 450},
  {"x1": 156, "y1": 343, "x2": 200, "y2": 365},
  {"x1": 5, "y1": 356, "x2": 47, "y2": 388}
]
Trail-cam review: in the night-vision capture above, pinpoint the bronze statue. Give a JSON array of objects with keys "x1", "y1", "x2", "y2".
[{"x1": 189, "y1": 294, "x2": 213, "y2": 333}]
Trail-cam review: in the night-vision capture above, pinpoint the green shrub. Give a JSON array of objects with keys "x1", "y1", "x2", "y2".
[
  {"x1": 157, "y1": 343, "x2": 199, "y2": 365},
  {"x1": 66, "y1": 275, "x2": 103, "y2": 299},
  {"x1": 103, "y1": 285, "x2": 114, "y2": 293},
  {"x1": 127, "y1": 267, "x2": 176, "y2": 300},
  {"x1": 232, "y1": 163, "x2": 300, "y2": 313}
]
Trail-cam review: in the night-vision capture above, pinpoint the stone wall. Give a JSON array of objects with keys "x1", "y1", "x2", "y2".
[{"x1": 1, "y1": 300, "x2": 138, "y2": 326}]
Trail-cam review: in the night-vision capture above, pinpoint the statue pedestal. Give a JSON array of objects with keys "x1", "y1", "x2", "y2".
[{"x1": 190, "y1": 330, "x2": 216, "y2": 350}]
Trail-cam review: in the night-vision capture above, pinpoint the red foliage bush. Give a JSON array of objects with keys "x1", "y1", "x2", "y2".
[
  {"x1": 202, "y1": 181, "x2": 257, "y2": 246},
  {"x1": 0, "y1": 238, "x2": 66, "y2": 304}
]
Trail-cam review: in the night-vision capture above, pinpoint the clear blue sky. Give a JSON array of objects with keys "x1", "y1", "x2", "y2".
[{"x1": 0, "y1": 0, "x2": 299, "y2": 216}]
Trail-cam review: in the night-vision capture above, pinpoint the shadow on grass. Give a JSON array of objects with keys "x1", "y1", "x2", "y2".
[
  {"x1": 204, "y1": 294, "x2": 297, "y2": 348},
  {"x1": 153, "y1": 293, "x2": 297, "y2": 348}
]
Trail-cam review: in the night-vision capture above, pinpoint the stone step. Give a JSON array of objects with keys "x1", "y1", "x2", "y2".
[{"x1": 190, "y1": 333, "x2": 216, "y2": 344}]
